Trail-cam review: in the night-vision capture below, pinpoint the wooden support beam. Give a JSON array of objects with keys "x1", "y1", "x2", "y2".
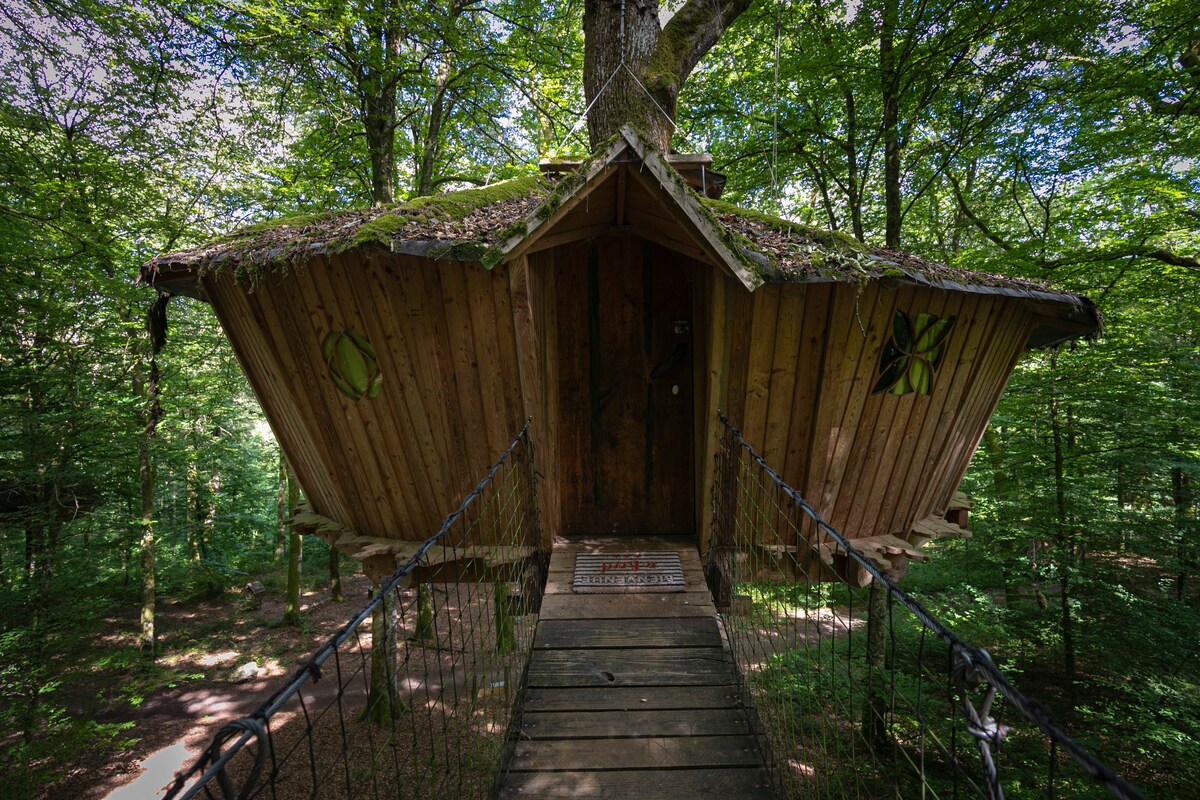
[{"x1": 510, "y1": 254, "x2": 558, "y2": 545}]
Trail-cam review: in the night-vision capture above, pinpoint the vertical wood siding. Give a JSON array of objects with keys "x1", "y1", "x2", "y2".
[
  {"x1": 204, "y1": 252, "x2": 531, "y2": 543},
  {"x1": 703, "y1": 281, "x2": 1032, "y2": 550}
]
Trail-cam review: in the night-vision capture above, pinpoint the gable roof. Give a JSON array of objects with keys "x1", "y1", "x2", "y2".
[{"x1": 142, "y1": 127, "x2": 1101, "y2": 345}]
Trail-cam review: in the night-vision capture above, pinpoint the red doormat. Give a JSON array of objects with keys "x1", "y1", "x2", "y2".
[{"x1": 572, "y1": 552, "x2": 686, "y2": 593}]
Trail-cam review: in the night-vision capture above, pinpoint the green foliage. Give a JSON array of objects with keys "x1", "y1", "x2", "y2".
[{"x1": 0, "y1": 0, "x2": 1196, "y2": 795}]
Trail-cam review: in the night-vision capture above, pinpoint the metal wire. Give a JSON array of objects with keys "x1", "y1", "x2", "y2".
[
  {"x1": 163, "y1": 423, "x2": 546, "y2": 800},
  {"x1": 710, "y1": 413, "x2": 1146, "y2": 800}
]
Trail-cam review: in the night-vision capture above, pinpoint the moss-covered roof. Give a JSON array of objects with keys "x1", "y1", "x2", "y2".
[
  {"x1": 143, "y1": 138, "x2": 1088, "y2": 314},
  {"x1": 149, "y1": 175, "x2": 550, "y2": 277}
]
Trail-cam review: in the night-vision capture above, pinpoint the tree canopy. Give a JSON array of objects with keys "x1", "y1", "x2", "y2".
[{"x1": 0, "y1": 0, "x2": 1198, "y2": 796}]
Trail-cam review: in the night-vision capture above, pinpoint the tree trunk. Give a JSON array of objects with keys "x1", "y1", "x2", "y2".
[
  {"x1": 135, "y1": 358, "x2": 158, "y2": 659},
  {"x1": 364, "y1": 581, "x2": 405, "y2": 724},
  {"x1": 414, "y1": 61, "x2": 452, "y2": 197},
  {"x1": 861, "y1": 578, "x2": 890, "y2": 750},
  {"x1": 364, "y1": 90, "x2": 397, "y2": 204},
  {"x1": 275, "y1": 452, "x2": 286, "y2": 562},
  {"x1": 842, "y1": 85, "x2": 866, "y2": 243},
  {"x1": 1171, "y1": 426, "x2": 1194, "y2": 601},
  {"x1": 582, "y1": 0, "x2": 754, "y2": 150},
  {"x1": 584, "y1": 0, "x2": 676, "y2": 149},
  {"x1": 187, "y1": 453, "x2": 201, "y2": 565},
  {"x1": 282, "y1": 457, "x2": 302, "y2": 626},
  {"x1": 880, "y1": 0, "x2": 902, "y2": 249},
  {"x1": 328, "y1": 545, "x2": 344, "y2": 602},
  {"x1": 1048, "y1": 352, "x2": 1076, "y2": 710},
  {"x1": 201, "y1": 469, "x2": 221, "y2": 598}
]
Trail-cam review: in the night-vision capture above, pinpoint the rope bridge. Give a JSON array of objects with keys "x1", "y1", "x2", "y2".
[
  {"x1": 164, "y1": 423, "x2": 546, "y2": 800},
  {"x1": 710, "y1": 414, "x2": 1144, "y2": 800}
]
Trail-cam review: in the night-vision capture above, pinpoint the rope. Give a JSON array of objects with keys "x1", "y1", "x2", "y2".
[
  {"x1": 164, "y1": 422, "x2": 539, "y2": 800},
  {"x1": 716, "y1": 412, "x2": 1147, "y2": 800},
  {"x1": 553, "y1": 1, "x2": 703, "y2": 156}
]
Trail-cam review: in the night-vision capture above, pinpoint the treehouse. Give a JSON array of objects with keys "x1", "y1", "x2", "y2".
[{"x1": 142, "y1": 127, "x2": 1100, "y2": 582}]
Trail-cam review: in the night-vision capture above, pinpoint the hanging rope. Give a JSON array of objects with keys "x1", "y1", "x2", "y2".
[{"x1": 554, "y1": 0, "x2": 702, "y2": 156}]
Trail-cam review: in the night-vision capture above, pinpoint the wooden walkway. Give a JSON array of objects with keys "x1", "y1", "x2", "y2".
[{"x1": 497, "y1": 537, "x2": 779, "y2": 799}]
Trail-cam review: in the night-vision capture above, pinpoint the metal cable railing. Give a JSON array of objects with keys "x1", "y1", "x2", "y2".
[
  {"x1": 710, "y1": 414, "x2": 1144, "y2": 800},
  {"x1": 163, "y1": 423, "x2": 546, "y2": 800}
]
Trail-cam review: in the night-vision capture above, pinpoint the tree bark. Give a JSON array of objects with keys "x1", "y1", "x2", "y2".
[
  {"x1": 1171, "y1": 426, "x2": 1194, "y2": 601},
  {"x1": 363, "y1": 89, "x2": 398, "y2": 204},
  {"x1": 583, "y1": 0, "x2": 755, "y2": 150},
  {"x1": 1048, "y1": 352, "x2": 1076, "y2": 710},
  {"x1": 861, "y1": 578, "x2": 890, "y2": 750},
  {"x1": 282, "y1": 457, "x2": 302, "y2": 626},
  {"x1": 201, "y1": 469, "x2": 221, "y2": 598},
  {"x1": 357, "y1": 0, "x2": 403, "y2": 204},
  {"x1": 880, "y1": 0, "x2": 902, "y2": 249},
  {"x1": 275, "y1": 452, "x2": 286, "y2": 562},
  {"x1": 135, "y1": 358, "x2": 158, "y2": 659},
  {"x1": 328, "y1": 545, "x2": 344, "y2": 602},
  {"x1": 364, "y1": 581, "x2": 404, "y2": 724},
  {"x1": 414, "y1": 55, "x2": 453, "y2": 197}
]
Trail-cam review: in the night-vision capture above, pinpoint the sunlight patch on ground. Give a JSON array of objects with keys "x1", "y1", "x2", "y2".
[
  {"x1": 105, "y1": 741, "x2": 192, "y2": 800},
  {"x1": 196, "y1": 649, "x2": 239, "y2": 667},
  {"x1": 257, "y1": 656, "x2": 286, "y2": 678},
  {"x1": 787, "y1": 758, "x2": 815, "y2": 776},
  {"x1": 780, "y1": 605, "x2": 864, "y2": 633}
]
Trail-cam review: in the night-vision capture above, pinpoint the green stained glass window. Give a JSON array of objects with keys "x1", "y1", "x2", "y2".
[
  {"x1": 322, "y1": 329, "x2": 383, "y2": 400},
  {"x1": 872, "y1": 311, "x2": 955, "y2": 396}
]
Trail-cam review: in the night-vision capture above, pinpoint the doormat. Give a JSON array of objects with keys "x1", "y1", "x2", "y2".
[{"x1": 572, "y1": 552, "x2": 686, "y2": 594}]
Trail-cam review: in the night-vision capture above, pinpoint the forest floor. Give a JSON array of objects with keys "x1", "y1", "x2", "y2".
[{"x1": 35, "y1": 571, "x2": 374, "y2": 800}]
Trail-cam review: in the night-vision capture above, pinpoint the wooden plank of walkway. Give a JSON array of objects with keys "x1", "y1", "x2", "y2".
[{"x1": 497, "y1": 536, "x2": 779, "y2": 800}]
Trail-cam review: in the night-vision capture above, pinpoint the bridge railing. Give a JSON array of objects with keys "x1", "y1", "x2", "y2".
[
  {"x1": 164, "y1": 423, "x2": 546, "y2": 800},
  {"x1": 709, "y1": 414, "x2": 1144, "y2": 800}
]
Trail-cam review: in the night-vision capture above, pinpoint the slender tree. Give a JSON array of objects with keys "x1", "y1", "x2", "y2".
[{"x1": 282, "y1": 455, "x2": 302, "y2": 626}]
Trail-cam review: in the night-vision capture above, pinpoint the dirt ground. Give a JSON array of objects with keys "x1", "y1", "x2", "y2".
[
  {"x1": 34, "y1": 569, "x2": 537, "y2": 800},
  {"x1": 40, "y1": 573, "x2": 376, "y2": 800}
]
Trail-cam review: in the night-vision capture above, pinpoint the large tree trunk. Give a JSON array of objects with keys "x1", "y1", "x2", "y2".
[
  {"x1": 363, "y1": 90, "x2": 397, "y2": 204},
  {"x1": 583, "y1": 0, "x2": 755, "y2": 150}
]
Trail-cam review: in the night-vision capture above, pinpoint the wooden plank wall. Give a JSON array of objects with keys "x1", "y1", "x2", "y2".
[
  {"x1": 204, "y1": 252, "x2": 532, "y2": 544},
  {"x1": 703, "y1": 281, "x2": 1032, "y2": 551}
]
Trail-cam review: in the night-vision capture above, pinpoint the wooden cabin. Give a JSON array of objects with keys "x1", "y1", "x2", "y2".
[{"x1": 143, "y1": 127, "x2": 1100, "y2": 579}]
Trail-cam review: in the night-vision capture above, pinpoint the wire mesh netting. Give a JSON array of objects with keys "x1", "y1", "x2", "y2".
[
  {"x1": 164, "y1": 424, "x2": 546, "y2": 800},
  {"x1": 709, "y1": 415, "x2": 1144, "y2": 800}
]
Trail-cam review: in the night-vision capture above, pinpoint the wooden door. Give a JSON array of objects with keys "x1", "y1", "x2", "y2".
[{"x1": 556, "y1": 237, "x2": 696, "y2": 536}]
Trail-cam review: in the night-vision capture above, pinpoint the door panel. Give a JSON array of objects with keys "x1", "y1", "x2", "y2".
[{"x1": 556, "y1": 237, "x2": 695, "y2": 535}]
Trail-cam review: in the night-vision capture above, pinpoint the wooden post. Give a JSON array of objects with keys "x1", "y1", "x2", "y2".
[
  {"x1": 698, "y1": 272, "x2": 732, "y2": 557},
  {"x1": 510, "y1": 254, "x2": 558, "y2": 545}
]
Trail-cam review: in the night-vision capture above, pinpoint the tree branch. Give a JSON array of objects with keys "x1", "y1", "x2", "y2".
[
  {"x1": 655, "y1": 0, "x2": 756, "y2": 88},
  {"x1": 946, "y1": 173, "x2": 1014, "y2": 252}
]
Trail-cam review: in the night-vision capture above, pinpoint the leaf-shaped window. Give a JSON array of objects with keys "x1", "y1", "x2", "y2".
[
  {"x1": 322, "y1": 329, "x2": 383, "y2": 400},
  {"x1": 872, "y1": 311, "x2": 955, "y2": 396}
]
